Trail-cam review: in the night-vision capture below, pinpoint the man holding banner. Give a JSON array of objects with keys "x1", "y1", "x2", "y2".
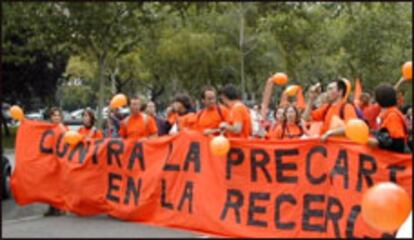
[
  {"x1": 218, "y1": 84, "x2": 252, "y2": 138},
  {"x1": 119, "y1": 96, "x2": 158, "y2": 140},
  {"x1": 195, "y1": 85, "x2": 229, "y2": 136},
  {"x1": 43, "y1": 107, "x2": 67, "y2": 217}
]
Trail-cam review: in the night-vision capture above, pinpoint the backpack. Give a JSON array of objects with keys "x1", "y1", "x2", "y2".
[
  {"x1": 322, "y1": 101, "x2": 367, "y2": 124},
  {"x1": 374, "y1": 110, "x2": 409, "y2": 153}
]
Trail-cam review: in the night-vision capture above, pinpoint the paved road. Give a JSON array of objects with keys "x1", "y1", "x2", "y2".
[
  {"x1": 2, "y1": 209, "x2": 205, "y2": 238},
  {"x1": 2, "y1": 150, "x2": 212, "y2": 238}
]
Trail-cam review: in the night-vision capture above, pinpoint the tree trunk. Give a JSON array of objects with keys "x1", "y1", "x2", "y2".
[
  {"x1": 172, "y1": 70, "x2": 178, "y2": 95},
  {"x1": 111, "y1": 72, "x2": 116, "y2": 95},
  {"x1": 239, "y1": 2, "x2": 246, "y2": 101},
  {"x1": 96, "y1": 52, "x2": 107, "y2": 129}
]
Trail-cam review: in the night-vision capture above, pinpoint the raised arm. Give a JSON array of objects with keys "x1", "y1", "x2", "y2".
[
  {"x1": 394, "y1": 77, "x2": 405, "y2": 91},
  {"x1": 302, "y1": 83, "x2": 320, "y2": 122},
  {"x1": 260, "y1": 77, "x2": 274, "y2": 120}
]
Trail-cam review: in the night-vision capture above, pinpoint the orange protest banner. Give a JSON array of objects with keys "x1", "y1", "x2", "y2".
[{"x1": 12, "y1": 120, "x2": 412, "y2": 238}]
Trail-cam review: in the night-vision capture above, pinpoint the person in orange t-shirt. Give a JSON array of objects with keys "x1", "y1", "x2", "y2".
[
  {"x1": 194, "y1": 86, "x2": 229, "y2": 135},
  {"x1": 270, "y1": 105, "x2": 304, "y2": 139},
  {"x1": 119, "y1": 96, "x2": 158, "y2": 140},
  {"x1": 266, "y1": 106, "x2": 285, "y2": 139},
  {"x1": 302, "y1": 79, "x2": 357, "y2": 142},
  {"x1": 48, "y1": 107, "x2": 69, "y2": 134},
  {"x1": 78, "y1": 108, "x2": 103, "y2": 139},
  {"x1": 218, "y1": 84, "x2": 251, "y2": 138},
  {"x1": 368, "y1": 84, "x2": 408, "y2": 153},
  {"x1": 168, "y1": 93, "x2": 197, "y2": 134},
  {"x1": 43, "y1": 106, "x2": 67, "y2": 217}
]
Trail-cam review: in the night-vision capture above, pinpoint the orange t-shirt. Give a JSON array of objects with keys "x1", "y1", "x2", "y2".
[
  {"x1": 311, "y1": 101, "x2": 357, "y2": 135},
  {"x1": 119, "y1": 113, "x2": 158, "y2": 140},
  {"x1": 379, "y1": 107, "x2": 407, "y2": 139},
  {"x1": 78, "y1": 127, "x2": 103, "y2": 139},
  {"x1": 267, "y1": 123, "x2": 303, "y2": 139},
  {"x1": 227, "y1": 101, "x2": 252, "y2": 138},
  {"x1": 195, "y1": 105, "x2": 229, "y2": 131},
  {"x1": 167, "y1": 112, "x2": 179, "y2": 125},
  {"x1": 266, "y1": 123, "x2": 281, "y2": 139},
  {"x1": 177, "y1": 112, "x2": 198, "y2": 130}
]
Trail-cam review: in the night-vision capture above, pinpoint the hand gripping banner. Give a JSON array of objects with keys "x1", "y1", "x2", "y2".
[{"x1": 11, "y1": 120, "x2": 412, "y2": 238}]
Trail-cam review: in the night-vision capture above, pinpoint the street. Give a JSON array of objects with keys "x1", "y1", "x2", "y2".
[{"x1": 2, "y1": 150, "x2": 211, "y2": 238}]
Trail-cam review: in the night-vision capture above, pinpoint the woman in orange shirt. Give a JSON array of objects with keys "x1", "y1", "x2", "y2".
[
  {"x1": 273, "y1": 105, "x2": 304, "y2": 140},
  {"x1": 169, "y1": 93, "x2": 197, "y2": 134},
  {"x1": 266, "y1": 106, "x2": 285, "y2": 139},
  {"x1": 44, "y1": 107, "x2": 67, "y2": 217},
  {"x1": 49, "y1": 107, "x2": 68, "y2": 133},
  {"x1": 78, "y1": 108, "x2": 103, "y2": 139},
  {"x1": 368, "y1": 84, "x2": 409, "y2": 153}
]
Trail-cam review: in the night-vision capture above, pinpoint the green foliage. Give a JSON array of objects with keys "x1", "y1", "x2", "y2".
[
  {"x1": 65, "y1": 56, "x2": 97, "y2": 80},
  {"x1": 61, "y1": 84, "x2": 94, "y2": 111},
  {"x1": 3, "y1": 2, "x2": 412, "y2": 111}
]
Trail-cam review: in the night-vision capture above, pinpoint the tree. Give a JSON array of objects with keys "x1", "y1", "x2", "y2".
[
  {"x1": 3, "y1": 2, "x2": 412, "y2": 116},
  {"x1": 24, "y1": 2, "x2": 166, "y2": 127},
  {"x1": 340, "y1": 2, "x2": 412, "y2": 91},
  {"x1": 2, "y1": 2, "x2": 69, "y2": 110}
]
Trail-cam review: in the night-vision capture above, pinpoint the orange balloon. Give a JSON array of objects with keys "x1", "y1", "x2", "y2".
[
  {"x1": 64, "y1": 130, "x2": 83, "y2": 145},
  {"x1": 210, "y1": 135, "x2": 230, "y2": 157},
  {"x1": 110, "y1": 94, "x2": 128, "y2": 109},
  {"x1": 272, "y1": 73, "x2": 288, "y2": 85},
  {"x1": 362, "y1": 182, "x2": 411, "y2": 232},
  {"x1": 9, "y1": 105, "x2": 24, "y2": 121},
  {"x1": 402, "y1": 61, "x2": 412, "y2": 80},
  {"x1": 284, "y1": 85, "x2": 300, "y2": 97},
  {"x1": 345, "y1": 119, "x2": 369, "y2": 144},
  {"x1": 342, "y1": 78, "x2": 352, "y2": 100}
]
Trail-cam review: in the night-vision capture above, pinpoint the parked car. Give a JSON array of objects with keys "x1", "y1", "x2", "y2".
[
  {"x1": 2, "y1": 155, "x2": 11, "y2": 200},
  {"x1": 70, "y1": 109, "x2": 85, "y2": 121},
  {"x1": 101, "y1": 106, "x2": 130, "y2": 120},
  {"x1": 64, "y1": 120, "x2": 83, "y2": 131},
  {"x1": 120, "y1": 107, "x2": 130, "y2": 117},
  {"x1": 26, "y1": 112, "x2": 43, "y2": 120},
  {"x1": 62, "y1": 111, "x2": 71, "y2": 121}
]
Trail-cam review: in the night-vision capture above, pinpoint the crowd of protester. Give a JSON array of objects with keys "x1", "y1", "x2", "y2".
[
  {"x1": 43, "y1": 76, "x2": 412, "y2": 154},
  {"x1": 39, "y1": 75, "x2": 411, "y2": 216}
]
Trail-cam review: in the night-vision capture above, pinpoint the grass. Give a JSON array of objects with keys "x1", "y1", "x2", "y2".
[{"x1": 2, "y1": 126, "x2": 18, "y2": 150}]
